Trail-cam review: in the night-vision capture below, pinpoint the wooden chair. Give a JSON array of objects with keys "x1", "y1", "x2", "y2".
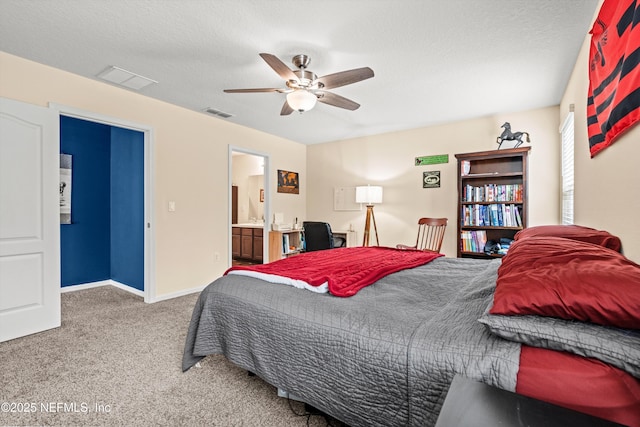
[{"x1": 396, "y1": 217, "x2": 448, "y2": 253}]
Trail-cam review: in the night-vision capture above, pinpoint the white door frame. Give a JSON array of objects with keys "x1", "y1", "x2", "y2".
[
  {"x1": 228, "y1": 145, "x2": 270, "y2": 266},
  {"x1": 50, "y1": 103, "x2": 156, "y2": 303}
]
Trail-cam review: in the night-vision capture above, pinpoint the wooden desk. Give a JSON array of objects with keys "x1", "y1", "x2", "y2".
[
  {"x1": 331, "y1": 230, "x2": 357, "y2": 248},
  {"x1": 435, "y1": 375, "x2": 624, "y2": 427}
]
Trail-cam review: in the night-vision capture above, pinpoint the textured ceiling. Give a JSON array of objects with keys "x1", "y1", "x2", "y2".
[{"x1": 0, "y1": 0, "x2": 599, "y2": 144}]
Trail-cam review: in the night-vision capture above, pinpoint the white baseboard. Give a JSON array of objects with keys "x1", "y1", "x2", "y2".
[
  {"x1": 61, "y1": 279, "x2": 144, "y2": 298},
  {"x1": 110, "y1": 280, "x2": 144, "y2": 298},
  {"x1": 149, "y1": 285, "x2": 207, "y2": 303},
  {"x1": 61, "y1": 280, "x2": 204, "y2": 303},
  {"x1": 60, "y1": 280, "x2": 110, "y2": 293}
]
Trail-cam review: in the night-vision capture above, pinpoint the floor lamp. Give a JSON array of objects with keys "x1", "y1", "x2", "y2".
[{"x1": 355, "y1": 185, "x2": 383, "y2": 246}]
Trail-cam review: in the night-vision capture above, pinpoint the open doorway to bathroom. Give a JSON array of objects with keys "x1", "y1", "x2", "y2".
[{"x1": 229, "y1": 147, "x2": 269, "y2": 267}]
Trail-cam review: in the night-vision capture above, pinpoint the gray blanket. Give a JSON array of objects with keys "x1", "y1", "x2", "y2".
[{"x1": 182, "y1": 257, "x2": 520, "y2": 426}]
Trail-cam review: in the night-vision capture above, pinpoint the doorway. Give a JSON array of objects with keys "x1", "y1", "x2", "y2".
[
  {"x1": 229, "y1": 146, "x2": 269, "y2": 267},
  {"x1": 53, "y1": 104, "x2": 155, "y2": 302},
  {"x1": 60, "y1": 115, "x2": 144, "y2": 291}
]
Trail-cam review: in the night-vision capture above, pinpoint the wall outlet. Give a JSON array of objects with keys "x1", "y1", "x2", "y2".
[
  {"x1": 214, "y1": 252, "x2": 220, "y2": 261},
  {"x1": 168, "y1": 201, "x2": 176, "y2": 212}
]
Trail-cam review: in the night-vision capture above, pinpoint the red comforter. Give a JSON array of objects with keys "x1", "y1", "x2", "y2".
[{"x1": 225, "y1": 246, "x2": 442, "y2": 297}]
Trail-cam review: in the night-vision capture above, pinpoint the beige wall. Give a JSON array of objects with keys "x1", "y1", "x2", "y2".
[
  {"x1": 307, "y1": 107, "x2": 561, "y2": 257},
  {"x1": 0, "y1": 51, "x2": 307, "y2": 298},
  {"x1": 561, "y1": 31, "x2": 640, "y2": 262}
]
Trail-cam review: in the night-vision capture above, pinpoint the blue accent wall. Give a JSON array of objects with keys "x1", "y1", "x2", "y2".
[
  {"x1": 60, "y1": 116, "x2": 111, "y2": 286},
  {"x1": 110, "y1": 127, "x2": 144, "y2": 290},
  {"x1": 60, "y1": 116, "x2": 144, "y2": 291}
]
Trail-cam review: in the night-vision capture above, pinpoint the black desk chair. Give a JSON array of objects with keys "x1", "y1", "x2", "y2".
[{"x1": 302, "y1": 221, "x2": 335, "y2": 252}]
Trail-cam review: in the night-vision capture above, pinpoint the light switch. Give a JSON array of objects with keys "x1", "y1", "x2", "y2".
[{"x1": 168, "y1": 201, "x2": 176, "y2": 212}]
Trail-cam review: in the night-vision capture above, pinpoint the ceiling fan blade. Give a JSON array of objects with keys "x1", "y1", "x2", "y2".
[
  {"x1": 316, "y1": 67, "x2": 374, "y2": 90},
  {"x1": 280, "y1": 101, "x2": 294, "y2": 116},
  {"x1": 316, "y1": 91, "x2": 360, "y2": 111},
  {"x1": 259, "y1": 53, "x2": 299, "y2": 82},
  {"x1": 223, "y1": 88, "x2": 282, "y2": 93}
]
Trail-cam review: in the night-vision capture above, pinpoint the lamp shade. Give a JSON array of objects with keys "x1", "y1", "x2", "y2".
[
  {"x1": 286, "y1": 89, "x2": 317, "y2": 112},
  {"x1": 355, "y1": 185, "x2": 383, "y2": 204}
]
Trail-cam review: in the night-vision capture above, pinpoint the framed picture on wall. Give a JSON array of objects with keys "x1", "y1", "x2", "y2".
[
  {"x1": 60, "y1": 153, "x2": 72, "y2": 224},
  {"x1": 423, "y1": 171, "x2": 441, "y2": 188},
  {"x1": 277, "y1": 170, "x2": 299, "y2": 194},
  {"x1": 260, "y1": 189, "x2": 264, "y2": 202}
]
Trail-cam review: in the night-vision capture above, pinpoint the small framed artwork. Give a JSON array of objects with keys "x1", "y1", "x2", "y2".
[
  {"x1": 423, "y1": 171, "x2": 441, "y2": 188},
  {"x1": 260, "y1": 189, "x2": 264, "y2": 202},
  {"x1": 277, "y1": 169, "x2": 299, "y2": 194},
  {"x1": 60, "y1": 153, "x2": 73, "y2": 224}
]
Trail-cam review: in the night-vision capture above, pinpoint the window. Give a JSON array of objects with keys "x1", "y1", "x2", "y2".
[{"x1": 561, "y1": 112, "x2": 574, "y2": 225}]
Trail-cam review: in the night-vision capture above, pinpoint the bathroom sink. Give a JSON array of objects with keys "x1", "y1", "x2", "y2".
[{"x1": 232, "y1": 223, "x2": 264, "y2": 228}]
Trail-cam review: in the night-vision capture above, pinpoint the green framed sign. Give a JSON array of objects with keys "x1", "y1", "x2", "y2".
[{"x1": 415, "y1": 154, "x2": 448, "y2": 166}]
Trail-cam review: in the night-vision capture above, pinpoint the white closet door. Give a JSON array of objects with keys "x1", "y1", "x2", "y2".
[{"x1": 0, "y1": 97, "x2": 60, "y2": 342}]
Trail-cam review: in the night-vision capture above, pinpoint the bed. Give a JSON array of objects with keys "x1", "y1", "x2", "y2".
[{"x1": 182, "y1": 225, "x2": 640, "y2": 427}]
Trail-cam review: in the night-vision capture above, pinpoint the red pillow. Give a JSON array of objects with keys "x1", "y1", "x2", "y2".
[
  {"x1": 491, "y1": 236, "x2": 640, "y2": 329},
  {"x1": 513, "y1": 225, "x2": 622, "y2": 252}
]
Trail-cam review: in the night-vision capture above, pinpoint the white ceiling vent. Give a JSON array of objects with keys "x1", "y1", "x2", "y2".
[
  {"x1": 97, "y1": 66, "x2": 157, "y2": 90},
  {"x1": 204, "y1": 107, "x2": 234, "y2": 118}
]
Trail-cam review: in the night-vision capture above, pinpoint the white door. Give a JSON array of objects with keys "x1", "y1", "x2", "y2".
[{"x1": 0, "y1": 97, "x2": 60, "y2": 342}]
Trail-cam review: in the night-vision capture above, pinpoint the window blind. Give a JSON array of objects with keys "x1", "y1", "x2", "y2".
[{"x1": 561, "y1": 112, "x2": 574, "y2": 225}]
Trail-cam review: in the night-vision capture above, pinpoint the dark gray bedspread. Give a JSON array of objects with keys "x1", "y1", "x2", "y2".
[{"x1": 182, "y1": 257, "x2": 520, "y2": 426}]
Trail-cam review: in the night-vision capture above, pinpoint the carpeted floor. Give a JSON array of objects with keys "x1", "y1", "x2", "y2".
[{"x1": 0, "y1": 286, "x2": 343, "y2": 426}]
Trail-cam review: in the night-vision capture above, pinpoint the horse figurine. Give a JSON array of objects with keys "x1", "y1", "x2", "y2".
[{"x1": 496, "y1": 122, "x2": 530, "y2": 149}]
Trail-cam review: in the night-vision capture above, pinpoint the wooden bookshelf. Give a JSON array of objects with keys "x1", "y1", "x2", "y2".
[
  {"x1": 268, "y1": 229, "x2": 357, "y2": 262},
  {"x1": 268, "y1": 230, "x2": 302, "y2": 262},
  {"x1": 455, "y1": 147, "x2": 530, "y2": 258}
]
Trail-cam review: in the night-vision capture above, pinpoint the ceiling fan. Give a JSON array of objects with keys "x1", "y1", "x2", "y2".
[{"x1": 224, "y1": 53, "x2": 374, "y2": 115}]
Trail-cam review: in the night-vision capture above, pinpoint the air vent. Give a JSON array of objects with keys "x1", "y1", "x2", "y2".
[
  {"x1": 97, "y1": 66, "x2": 157, "y2": 90},
  {"x1": 204, "y1": 107, "x2": 234, "y2": 118}
]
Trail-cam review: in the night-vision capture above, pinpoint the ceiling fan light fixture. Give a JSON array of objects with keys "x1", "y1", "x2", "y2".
[
  {"x1": 224, "y1": 53, "x2": 374, "y2": 116},
  {"x1": 286, "y1": 89, "x2": 317, "y2": 112}
]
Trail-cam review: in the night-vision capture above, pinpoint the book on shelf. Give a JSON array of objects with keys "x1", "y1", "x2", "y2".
[
  {"x1": 462, "y1": 203, "x2": 523, "y2": 227},
  {"x1": 462, "y1": 184, "x2": 523, "y2": 203},
  {"x1": 489, "y1": 204, "x2": 498, "y2": 226},
  {"x1": 514, "y1": 205, "x2": 522, "y2": 227},
  {"x1": 460, "y1": 230, "x2": 487, "y2": 253},
  {"x1": 504, "y1": 204, "x2": 512, "y2": 227}
]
